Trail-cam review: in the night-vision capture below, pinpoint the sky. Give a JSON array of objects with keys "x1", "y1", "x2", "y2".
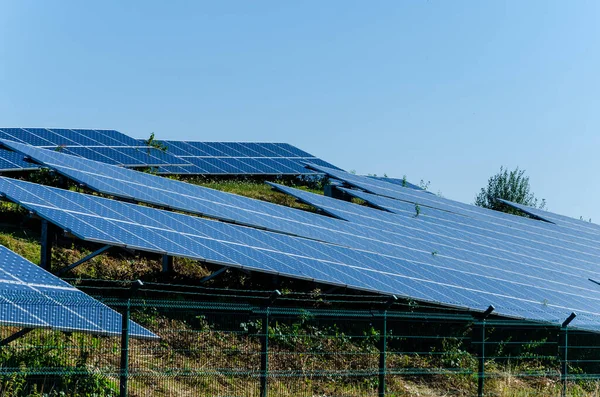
[{"x1": 1, "y1": 1, "x2": 599, "y2": 221}]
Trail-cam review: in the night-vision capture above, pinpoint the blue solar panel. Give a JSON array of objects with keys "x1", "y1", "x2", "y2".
[
  {"x1": 3, "y1": 176, "x2": 600, "y2": 329},
  {"x1": 0, "y1": 131, "x2": 343, "y2": 175},
  {"x1": 0, "y1": 245, "x2": 157, "y2": 339},
  {"x1": 0, "y1": 140, "x2": 355, "y2": 234},
  {"x1": 270, "y1": 183, "x2": 600, "y2": 268},
  {"x1": 0, "y1": 150, "x2": 38, "y2": 171},
  {"x1": 0, "y1": 128, "x2": 189, "y2": 171},
  {"x1": 151, "y1": 140, "x2": 342, "y2": 175},
  {"x1": 6, "y1": 141, "x2": 600, "y2": 328},
  {"x1": 498, "y1": 199, "x2": 600, "y2": 237},
  {"x1": 367, "y1": 176, "x2": 423, "y2": 190}
]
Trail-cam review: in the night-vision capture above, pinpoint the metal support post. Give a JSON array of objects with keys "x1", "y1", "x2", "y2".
[
  {"x1": 120, "y1": 280, "x2": 143, "y2": 397},
  {"x1": 40, "y1": 220, "x2": 53, "y2": 270},
  {"x1": 561, "y1": 312, "x2": 576, "y2": 397},
  {"x1": 260, "y1": 290, "x2": 280, "y2": 397},
  {"x1": 477, "y1": 305, "x2": 495, "y2": 397},
  {"x1": 378, "y1": 295, "x2": 396, "y2": 397},
  {"x1": 161, "y1": 255, "x2": 173, "y2": 273},
  {"x1": 260, "y1": 307, "x2": 270, "y2": 397},
  {"x1": 378, "y1": 311, "x2": 388, "y2": 397}
]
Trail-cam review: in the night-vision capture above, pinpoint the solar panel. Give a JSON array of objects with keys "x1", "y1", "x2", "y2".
[
  {"x1": 310, "y1": 164, "x2": 600, "y2": 247},
  {"x1": 0, "y1": 128, "x2": 189, "y2": 170},
  {"x1": 367, "y1": 176, "x2": 424, "y2": 191},
  {"x1": 0, "y1": 139, "x2": 364, "y2": 239},
  {"x1": 497, "y1": 199, "x2": 600, "y2": 236},
  {"x1": 0, "y1": 149, "x2": 38, "y2": 172},
  {"x1": 1, "y1": 174, "x2": 600, "y2": 330},
  {"x1": 5, "y1": 141, "x2": 600, "y2": 328},
  {"x1": 307, "y1": 163, "x2": 564, "y2": 225},
  {"x1": 0, "y1": 245, "x2": 157, "y2": 339},
  {"x1": 270, "y1": 183, "x2": 600, "y2": 266},
  {"x1": 150, "y1": 140, "x2": 342, "y2": 175}
]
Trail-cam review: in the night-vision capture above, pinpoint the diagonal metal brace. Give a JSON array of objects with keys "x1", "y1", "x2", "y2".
[
  {"x1": 0, "y1": 328, "x2": 34, "y2": 346},
  {"x1": 57, "y1": 245, "x2": 112, "y2": 275},
  {"x1": 199, "y1": 267, "x2": 229, "y2": 284}
]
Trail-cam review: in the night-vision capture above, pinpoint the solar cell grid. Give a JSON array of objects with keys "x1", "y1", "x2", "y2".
[
  {"x1": 151, "y1": 139, "x2": 341, "y2": 175},
  {"x1": 0, "y1": 245, "x2": 157, "y2": 339},
  {"x1": 498, "y1": 199, "x2": 600, "y2": 236},
  {"x1": 268, "y1": 183, "x2": 600, "y2": 278},
  {"x1": 337, "y1": 187, "x2": 600, "y2": 248},
  {"x1": 368, "y1": 175, "x2": 423, "y2": 190},
  {"x1": 0, "y1": 128, "x2": 189, "y2": 170},
  {"x1": 0, "y1": 150, "x2": 38, "y2": 171},
  {"x1": 290, "y1": 182, "x2": 600, "y2": 263}
]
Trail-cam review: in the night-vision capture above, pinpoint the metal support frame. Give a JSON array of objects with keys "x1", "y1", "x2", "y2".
[
  {"x1": 120, "y1": 280, "x2": 143, "y2": 397},
  {"x1": 40, "y1": 220, "x2": 54, "y2": 270},
  {"x1": 560, "y1": 312, "x2": 577, "y2": 397},
  {"x1": 323, "y1": 185, "x2": 352, "y2": 201},
  {"x1": 477, "y1": 305, "x2": 495, "y2": 397},
  {"x1": 260, "y1": 290, "x2": 281, "y2": 397},
  {"x1": 57, "y1": 245, "x2": 112, "y2": 275},
  {"x1": 378, "y1": 295, "x2": 397, "y2": 397},
  {"x1": 199, "y1": 267, "x2": 229, "y2": 284},
  {"x1": 0, "y1": 328, "x2": 34, "y2": 347},
  {"x1": 161, "y1": 255, "x2": 173, "y2": 273}
]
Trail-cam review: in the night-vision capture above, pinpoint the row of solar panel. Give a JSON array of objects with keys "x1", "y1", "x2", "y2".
[
  {"x1": 2, "y1": 175, "x2": 595, "y2": 329},
  {"x1": 151, "y1": 140, "x2": 320, "y2": 158},
  {"x1": 0, "y1": 128, "x2": 187, "y2": 169},
  {"x1": 308, "y1": 163, "x2": 600, "y2": 241},
  {"x1": 5, "y1": 139, "x2": 598, "y2": 276},
  {"x1": 0, "y1": 245, "x2": 156, "y2": 339},
  {"x1": 0, "y1": 150, "x2": 38, "y2": 171},
  {"x1": 157, "y1": 157, "x2": 336, "y2": 175},
  {"x1": 2, "y1": 140, "x2": 600, "y2": 329},
  {"x1": 0, "y1": 128, "x2": 341, "y2": 175},
  {"x1": 149, "y1": 140, "x2": 341, "y2": 175},
  {"x1": 0, "y1": 128, "x2": 142, "y2": 147}
]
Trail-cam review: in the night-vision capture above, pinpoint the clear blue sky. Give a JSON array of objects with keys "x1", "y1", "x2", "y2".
[{"x1": 1, "y1": 1, "x2": 599, "y2": 221}]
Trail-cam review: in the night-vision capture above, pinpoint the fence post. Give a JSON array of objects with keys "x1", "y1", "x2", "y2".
[
  {"x1": 260, "y1": 307, "x2": 270, "y2": 397},
  {"x1": 378, "y1": 310, "x2": 388, "y2": 397},
  {"x1": 378, "y1": 295, "x2": 396, "y2": 397},
  {"x1": 120, "y1": 280, "x2": 143, "y2": 397},
  {"x1": 477, "y1": 305, "x2": 494, "y2": 397},
  {"x1": 260, "y1": 290, "x2": 280, "y2": 397},
  {"x1": 560, "y1": 313, "x2": 576, "y2": 397}
]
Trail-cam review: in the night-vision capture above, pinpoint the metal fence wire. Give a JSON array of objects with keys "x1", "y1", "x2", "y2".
[{"x1": 1, "y1": 291, "x2": 600, "y2": 397}]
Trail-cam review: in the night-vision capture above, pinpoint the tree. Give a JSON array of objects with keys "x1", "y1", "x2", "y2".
[{"x1": 474, "y1": 166, "x2": 546, "y2": 213}]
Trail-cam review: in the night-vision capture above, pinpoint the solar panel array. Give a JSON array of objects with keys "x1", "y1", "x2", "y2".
[
  {"x1": 150, "y1": 140, "x2": 341, "y2": 175},
  {"x1": 0, "y1": 128, "x2": 342, "y2": 176},
  {"x1": 0, "y1": 128, "x2": 190, "y2": 169},
  {"x1": 0, "y1": 140, "x2": 358, "y2": 239},
  {"x1": 2, "y1": 140, "x2": 600, "y2": 330},
  {"x1": 498, "y1": 199, "x2": 600, "y2": 236},
  {"x1": 266, "y1": 186, "x2": 600, "y2": 330},
  {"x1": 0, "y1": 149, "x2": 38, "y2": 172},
  {"x1": 2, "y1": 175, "x2": 599, "y2": 330},
  {"x1": 0, "y1": 245, "x2": 156, "y2": 339}
]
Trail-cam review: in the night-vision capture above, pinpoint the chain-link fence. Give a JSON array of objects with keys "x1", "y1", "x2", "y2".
[{"x1": 1, "y1": 285, "x2": 599, "y2": 397}]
